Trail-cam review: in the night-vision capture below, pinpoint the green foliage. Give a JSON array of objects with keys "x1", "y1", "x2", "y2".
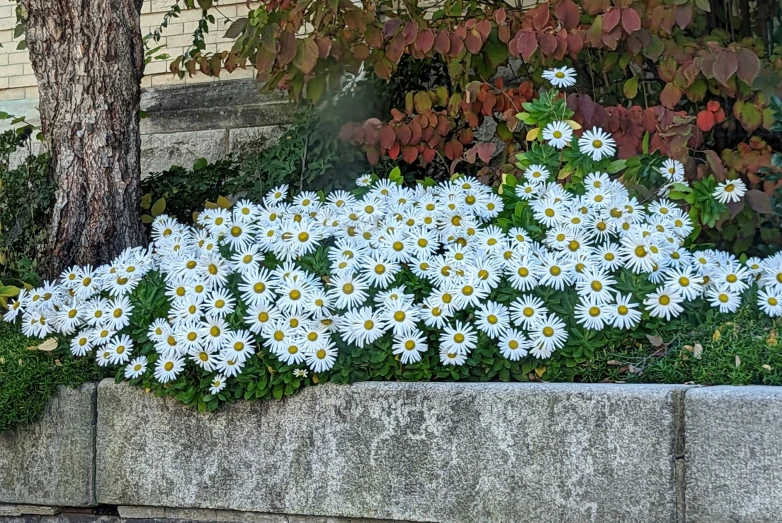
[
  {"x1": 0, "y1": 321, "x2": 107, "y2": 432},
  {"x1": 585, "y1": 307, "x2": 782, "y2": 386},
  {"x1": 0, "y1": 127, "x2": 55, "y2": 287}
]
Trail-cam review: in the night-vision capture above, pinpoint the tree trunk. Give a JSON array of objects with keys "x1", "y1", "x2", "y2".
[{"x1": 21, "y1": 0, "x2": 147, "y2": 278}]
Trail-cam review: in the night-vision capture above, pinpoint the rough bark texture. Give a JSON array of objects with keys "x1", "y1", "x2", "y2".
[{"x1": 22, "y1": 0, "x2": 147, "y2": 278}]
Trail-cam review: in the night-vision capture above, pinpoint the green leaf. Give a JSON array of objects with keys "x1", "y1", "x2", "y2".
[
  {"x1": 606, "y1": 160, "x2": 627, "y2": 174},
  {"x1": 0, "y1": 285, "x2": 20, "y2": 298},
  {"x1": 151, "y1": 197, "x2": 166, "y2": 217},
  {"x1": 306, "y1": 75, "x2": 326, "y2": 104},
  {"x1": 623, "y1": 77, "x2": 638, "y2": 99}
]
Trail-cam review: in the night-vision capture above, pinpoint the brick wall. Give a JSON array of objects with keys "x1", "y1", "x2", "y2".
[{"x1": 0, "y1": 0, "x2": 257, "y2": 104}]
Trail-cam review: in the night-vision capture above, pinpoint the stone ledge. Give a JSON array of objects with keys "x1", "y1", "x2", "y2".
[
  {"x1": 0, "y1": 384, "x2": 97, "y2": 507},
  {"x1": 96, "y1": 380, "x2": 684, "y2": 523},
  {"x1": 685, "y1": 386, "x2": 782, "y2": 523}
]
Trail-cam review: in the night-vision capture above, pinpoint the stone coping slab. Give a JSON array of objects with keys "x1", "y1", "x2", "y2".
[
  {"x1": 685, "y1": 386, "x2": 782, "y2": 523},
  {"x1": 96, "y1": 380, "x2": 685, "y2": 523},
  {"x1": 0, "y1": 384, "x2": 97, "y2": 507}
]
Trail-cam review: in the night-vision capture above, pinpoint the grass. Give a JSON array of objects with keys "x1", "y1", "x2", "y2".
[
  {"x1": 0, "y1": 321, "x2": 107, "y2": 432},
  {"x1": 582, "y1": 307, "x2": 782, "y2": 386},
  {"x1": 0, "y1": 307, "x2": 780, "y2": 432}
]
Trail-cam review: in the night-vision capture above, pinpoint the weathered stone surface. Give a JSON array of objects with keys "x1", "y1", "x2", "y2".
[
  {"x1": 228, "y1": 126, "x2": 289, "y2": 157},
  {"x1": 97, "y1": 380, "x2": 683, "y2": 522},
  {"x1": 0, "y1": 384, "x2": 97, "y2": 507},
  {"x1": 685, "y1": 386, "x2": 782, "y2": 522},
  {"x1": 140, "y1": 129, "x2": 227, "y2": 176},
  {"x1": 0, "y1": 506, "x2": 59, "y2": 517},
  {"x1": 140, "y1": 80, "x2": 294, "y2": 135}
]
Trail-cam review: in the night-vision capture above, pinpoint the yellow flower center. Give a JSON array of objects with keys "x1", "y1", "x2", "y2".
[
  {"x1": 617, "y1": 305, "x2": 629, "y2": 315},
  {"x1": 542, "y1": 326, "x2": 555, "y2": 337},
  {"x1": 592, "y1": 139, "x2": 603, "y2": 148},
  {"x1": 454, "y1": 333, "x2": 465, "y2": 343},
  {"x1": 364, "y1": 320, "x2": 374, "y2": 330},
  {"x1": 289, "y1": 290, "x2": 301, "y2": 301},
  {"x1": 394, "y1": 311, "x2": 406, "y2": 322},
  {"x1": 487, "y1": 314, "x2": 498, "y2": 325},
  {"x1": 164, "y1": 362, "x2": 174, "y2": 371},
  {"x1": 659, "y1": 295, "x2": 671, "y2": 306},
  {"x1": 589, "y1": 307, "x2": 600, "y2": 317}
]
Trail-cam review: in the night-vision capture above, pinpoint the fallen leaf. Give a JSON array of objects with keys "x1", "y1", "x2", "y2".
[
  {"x1": 762, "y1": 364, "x2": 773, "y2": 371},
  {"x1": 713, "y1": 329, "x2": 721, "y2": 342},
  {"x1": 693, "y1": 343, "x2": 703, "y2": 359},
  {"x1": 735, "y1": 355, "x2": 741, "y2": 368},
  {"x1": 607, "y1": 360, "x2": 622, "y2": 366},
  {"x1": 646, "y1": 334, "x2": 664, "y2": 348},
  {"x1": 534, "y1": 366, "x2": 547, "y2": 377}
]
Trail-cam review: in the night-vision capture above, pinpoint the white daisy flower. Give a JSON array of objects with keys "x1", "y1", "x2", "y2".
[
  {"x1": 440, "y1": 321, "x2": 478, "y2": 356},
  {"x1": 498, "y1": 328, "x2": 529, "y2": 361},
  {"x1": 610, "y1": 293, "x2": 642, "y2": 330},
  {"x1": 578, "y1": 127, "x2": 616, "y2": 161},
  {"x1": 542, "y1": 66, "x2": 577, "y2": 88},
  {"x1": 542, "y1": 120, "x2": 573, "y2": 149},
  {"x1": 758, "y1": 289, "x2": 782, "y2": 317},
  {"x1": 154, "y1": 355, "x2": 185, "y2": 383},
  {"x1": 305, "y1": 341, "x2": 338, "y2": 373},
  {"x1": 644, "y1": 286, "x2": 684, "y2": 320},
  {"x1": 209, "y1": 374, "x2": 228, "y2": 394},
  {"x1": 392, "y1": 330, "x2": 428, "y2": 364},
  {"x1": 124, "y1": 356, "x2": 148, "y2": 379},
  {"x1": 528, "y1": 313, "x2": 568, "y2": 357},
  {"x1": 475, "y1": 301, "x2": 510, "y2": 339},
  {"x1": 713, "y1": 179, "x2": 746, "y2": 204}
]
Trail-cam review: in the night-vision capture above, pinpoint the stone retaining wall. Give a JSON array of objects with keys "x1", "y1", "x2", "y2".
[{"x1": 2, "y1": 380, "x2": 782, "y2": 522}]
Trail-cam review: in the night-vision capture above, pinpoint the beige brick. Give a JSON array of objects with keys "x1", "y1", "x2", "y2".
[
  {"x1": 23, "y1": 63, "x2": 34, "y2": 75},
  {"x1": 165, "y1": 34, "x2": 195, "y2": 48},
  {"x1": 0, "y1": 77, "x2": 7, "y2": 89},
  {"x1": 140, "y1": 76, "x2": 153, "y2": 88},
  {"x1": 0, "y1": 5, "x2": 15, "y2": 18},
  {"x1": 0, "y1": 87, "x2": 25, "y2": 101},
  {"x1": 185, "y1": 72, "x2": 216, "y2": 84},
  {"x1": 144, "y1": 60, "x2": 169, "y2": 75},
  {"x1": 0, "y1": 29, "x2": 14, "y2": 43},
  {"x1": 0, "y1": 54, "x2": 7, "y2": 66},
  {"x1": 0, "y1": 15, "x2": 15, "y2": 31},
  {"x1": 8, "y1": 74, "x2": 36, "y2": 88},
  {"x1": 24, "y1": 86, "x2": 38, "y2": 98},
  {"x1": 148, "y1": 0, "x2": 178, "y2": 14},
  {"x1": 8, "y1": 51, "x2": 30, "y2": 65},
  {"x1": 0, "y1": 63, "x2": 24, "y2": 77}
]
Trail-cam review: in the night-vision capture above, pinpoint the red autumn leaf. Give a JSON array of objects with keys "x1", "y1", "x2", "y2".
[
  {"x1": 746, "y1": 189, "x2": 773, "y2": 214},
  {"x1": 395, "y1": 123, "x2": 412, "y2": 144},
  {"x1": 402, "y1": 21, "x2": 419, "y2": 45},
  {"x1": 540, "y1": 34, "x2": 558, "y2": 56},
  {"x1": 674, "y1": 4, "x2": 692, "y2": 29},
  {"x1": 713, "y1": 51, "x2": 739, "y2": 88},
  {"x1": 383, "y1": 18, "x2": 402, "y2": 38},
  {"x1": 567, "y1": 32, "x2": 584, "y2": 54},
  {"x1": 444, "y1": 140, "x2": 455, "y2": 161},
  {"x1": 706, "y1": 100, "x2": 721, "y2": 113},
  {"x1": 556, "y1": 0, "x2": 581, "y2": 31},
  {"x1": 379, "y1": 125, "x2": 396, "y2": 149},
  {"x1": 364, "y1": 26, "x2": 383, "y2": 48},
  {"x1": 660, "y1": 82, "x2": 682, "y2": 109},
  {"x1": 386, "y1": 33, "x2": 406, "y2": 63},
  {"x1": 464, "y1": 31, "x2": 482, "y2": 54},
  {"x1": 459, "y1": 128, "x2": 474, "y2": 144},
  {"x1": 476, "y1": 20, "x2": 492, "y2": 39},
  {"x1": 622, "y1": 7, "x2": 642, "y2": 33},
  {"x1": 421, "y1": 146, "x2": 437, "y2": 163},
  {"x1": 402, "y1": 145, "x2": 418, "y2": 163},
  {"x1": 714, "y1": 108, "x2": 726, "y2": 123},
  {"x1": 365, "y1": 147, "x2": 380, "y2": 165},
  {"x1": 696, "y1": 109, "x2": 715, "y2": 132},
  {"x1": 434, "y1": 31, "x2": 451, "y2": 55},
  {"x1": 353, "y1": 43, "x2": 370, "y2": 61},
  {"x1": 409, "y1": 120, "x2": 422, "y2": 144},
  {"x1": 388, "y1": 141, "x2": 401, "y2": 160},
  {"x1": 603, "y1": 8, "x2": 621, "y2": 33},
  {"x1": 277, "y1": 32, "x2": 297, "y2": 66},
  {"x1": 415, "y1": 29, "x2": 435, "y2": 53},
  {"x1": 498, "y1": 24, "x2": 511, "y2": 43},
  {"x1": 390, "y1": 108, "x2": 405, "y2": 122},
  {"x1": 736, "y1": 48, "x2": 761, "y2": 85},
  {"x1": 494, "y1": 8, "x2": 507, "y2": 24},
  {"x1": 315, "y1": 37, "x2": 332, "y2": 59},
  {"x1": 465, "y1": 142, "x2": 496, "y2": 163},
  {"x1": 448, "y1": 33, "x2": 464, "y2": 57},
  {"x1": 516, "y1": 31, "x2": 538, "y2": 60},
  {"x1": 532, "y1": 4, "x2": 550, "y2": 30}
]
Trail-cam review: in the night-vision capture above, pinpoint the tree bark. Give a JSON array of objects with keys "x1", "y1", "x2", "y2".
[{"x1": 21, "y1": 0, "x2": 147, "y2": 278}]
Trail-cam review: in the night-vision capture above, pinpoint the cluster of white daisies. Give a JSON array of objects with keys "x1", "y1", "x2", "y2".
[
  {"x1": 3, "y1": 66, "x2": 780, "y2": 392},
  {"x1": 4, "y1": 170, "x2": 782, "y2": 391}
]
